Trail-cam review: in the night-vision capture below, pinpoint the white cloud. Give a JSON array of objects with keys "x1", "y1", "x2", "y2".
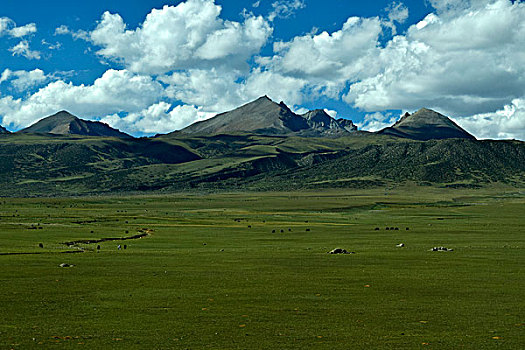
[
  {"x1": 54, "y1": 25, "x2": 89, "y2": 40},
  {"x1": 428, "y1": 0, "x2": 495, "y2": 16},
  {"x1": 345, "y1": 0, "x2": 525, "y2": 118},
  {"x1": 0, "y1": 69, "x2": 164, "y2": 130},
  {"x1": 356, "y1": 112, "x2": 399, "y2": 132},
  {"x1": 324, "y1": 109, "x2": 337, "y2": 118},
  {"x1": 0, "y1": 17, "x2": 37, "y2": 38},
  {"x1": 2, "y1": 0, "x2": 524, "y2": 139},
  {"x1": 9, "y1": 40, "x2": 41, "y2": 60},
  {"x1": 267, "y1": 17, "x2": 382, "y2": 80},
  {"x1": 0, "y1": 18, "x2": 12, "y2": 35},
  {"x1": 454, "y1": 98, "x2": 525, "y2": 140},
  {"x1": 54, "y1": 25, "x2": 70, "y2": 35},
  {"x1": 0, "y1": 69, "x2": 49, "y2": 91},
  {"x1": 9, "y1": 23, "x2": 37, "y2": 38},
  {"x1": 268, "y1": 0, "x2": 305, "y2": 21},
  {"x1": 41, "y1": 39, "x2": 62, "y2": 50},
  {"x1": 90, "y1": 0, "x2": 272, "y2": 74},
  {"x1": 384, "y1": 2, "x2": 409, "y2": 35},
  {"x1": 100, "y1": 102, "x2": 213, "y2": 135}
]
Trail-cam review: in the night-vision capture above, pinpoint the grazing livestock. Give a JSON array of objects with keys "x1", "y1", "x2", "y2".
[
  {"x1": 38, "y1": 243, "x2": 44, "y2": 248},
  {"x1": 396, "y1": 243, "x2": 405, "y2": 248},
  {"x1": 430, "y1": 246, "x2": 453, "y2": 252},
  {"x1": 327, "y1": 248, "x2": 355, "y2": 255},
  {"x1": 117, "y1": 245, "x2": 121, "y2": 250}
]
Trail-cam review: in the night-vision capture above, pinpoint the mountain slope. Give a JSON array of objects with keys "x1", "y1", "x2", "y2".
[
  {"x1": 0, "y1": 125, "x2": 9, "y2": 134},
  {"x1": 19, "y1": 111, "x2": 131, "y2": 138},
  {"x1": 0, "y1": 131, "x2": 523, "y2": 196},
  {"x1": 177, "y1": 96, "x2": 358, "y2": 137},
  {"x1": 301, "y1": 109, "x2": 357, "y2": 135},
  {"x1": 0, "y1": 134, "x2": 200, "y2": 196},
  {"x1": 378, "y1": 108, "x2": 475, "y2": 141},
  {"x1": 178, "y1": 96, "x2": 310, "y2": 135}
]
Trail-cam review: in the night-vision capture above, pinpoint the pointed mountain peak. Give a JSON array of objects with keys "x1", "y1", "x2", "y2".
[
  {"x1": 19, "y1": 111, "x2": 131, "y2": 138},
  {"x1": 178, "y1": 96, "x2": 358, "y2": 137},
  {"x1": 379, "y1": 108, "x2": 475, "y2": 141},
  {"x1": 178, "y1": 96, "x2": 309, "y2": 135},
  {"x1": 302, "y1": 109, "x2": 331, "y2": 119},
  {"x1": 45, "y1": 110, "x2": 78, "y2": 121}
]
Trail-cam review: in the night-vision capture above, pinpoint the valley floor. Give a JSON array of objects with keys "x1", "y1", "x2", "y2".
[{"x1": 0, "y1": 186, "x2": 524, "y2": 349}]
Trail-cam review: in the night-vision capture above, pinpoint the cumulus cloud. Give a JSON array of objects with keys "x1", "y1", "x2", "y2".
[
  {"x1": 455, "y1": 98, "x2": 525, "y2": 139},
  {"x1": 345, "y1": 0, "x2": 525, "y2": 119},
  {"x1": 356, "y1": 112, "x2": 399, "y2": 132},
  {"x1": 262, "y1": 16, "x2": 383, "y2": 93},
  {"x1": 90, "y1": 0, "x2": 272, "y2": 74},
  {"x1": 9, "y1": 40, "x2": 41, "y2": 60},
  {"x1": 0, "y1": 17, "x2": 37, "y2": 38},
  {"x1": 9, "y1": 23, "x2": 37, "y2": 38},
  {"x1": 0, "y1": 69, "x2": 164, "y2": 129},
  {"x1": 2, "y1": 0, "x2": 524, "y2": 139},
  {"x1": 101, "y1": 102, "x2": 213, "y2": 135},
  {"x1": 268, "y1": 0, "x2": 305, "y2": 21},
  {"x1": 0, "y1": 69, "x2": 49, "y2": 91}
]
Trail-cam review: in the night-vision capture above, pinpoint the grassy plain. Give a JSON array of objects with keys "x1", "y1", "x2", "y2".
[{"x1": 0, "y1": 185, "x2": 524, "y2": 349}]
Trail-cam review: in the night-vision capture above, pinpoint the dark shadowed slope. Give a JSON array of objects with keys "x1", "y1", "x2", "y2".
[
  {"x1": 378, "y1": 108, "x2": 476, "y2": 141},
  {"x1": 18, "y1": 111, "x2": 131, "y2": 138},
  {"x1": 176, "y1": 96, "x2": 359, "y2": 137},
  {"x1": 0, "y1": 125, "x2": 9, "y2": 134}
]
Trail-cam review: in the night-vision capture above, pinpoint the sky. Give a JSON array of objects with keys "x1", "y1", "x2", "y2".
[{"x1": 0, "y1": 0, "x2": 524, "y2": 139}]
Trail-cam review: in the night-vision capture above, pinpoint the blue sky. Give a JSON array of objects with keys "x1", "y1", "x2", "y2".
[{"x1": 0, "y1": 0, "x2": 524, "y2": 139}]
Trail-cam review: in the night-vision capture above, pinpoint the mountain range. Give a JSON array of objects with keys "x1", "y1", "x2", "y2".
[
  {"x1": 0, "y1": 97, "x2": 523, "y2": 196},
  {"x1": 177, "y1": 96, "x2": 357, "y2": 137},
  {"x1": 2, "y1": 96, "x2": 473, "y2": 141}
]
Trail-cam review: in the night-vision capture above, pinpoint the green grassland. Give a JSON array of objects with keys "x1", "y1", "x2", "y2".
[
  {"x1": 1, "y1": 185, "x2": 524, "y2": 349},
  {"x1": 1, "y1": 133, "x2": 523, "y2": 196}
]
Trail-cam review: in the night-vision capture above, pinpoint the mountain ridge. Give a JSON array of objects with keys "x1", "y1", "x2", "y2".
[
  {"x1": 176, "y1": 96, "x2": 358, "y2": 137},
  {"x1": 378, "y1": 108, "x2": 475, "y2": 141},
  {"x1": 19, "y1": 111, "x2": 131, "y2": 138}
]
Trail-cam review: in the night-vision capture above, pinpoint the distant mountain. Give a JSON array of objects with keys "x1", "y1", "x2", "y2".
[
  {"x1": 0, "y1": 125, "x2": 9, "y2": 134},
  {"x1": 301, "y1": 109, "x2": 357, "y2": 135},
  {"x1": 18, "y1": 111, "x2": 131, "y2": 138},
  {"x1": 378, "y1": 108, "x2": 475, "y2": 141},
  {"x1": 177, "y1": 96, "x2": 357, "y2": 137}
]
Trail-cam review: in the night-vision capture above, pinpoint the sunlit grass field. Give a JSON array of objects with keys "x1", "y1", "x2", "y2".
[{"x1": 1, "y1": 185, "x2": 524, "y2": 349}]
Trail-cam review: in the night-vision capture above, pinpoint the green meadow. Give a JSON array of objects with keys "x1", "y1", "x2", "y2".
[{"x1": 1, "y1": 185, "x2": 524, "y2": 349}]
